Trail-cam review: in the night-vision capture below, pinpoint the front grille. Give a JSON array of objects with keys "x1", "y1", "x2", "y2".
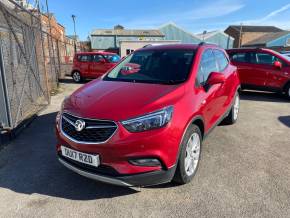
[{"x1": 61, "y1": 113, "x2": 117, "y2": 143}]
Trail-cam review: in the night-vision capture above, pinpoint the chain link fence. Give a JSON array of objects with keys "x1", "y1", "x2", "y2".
[{"x1": 0, "y1": 0, "x2": 79, "y2": 130}]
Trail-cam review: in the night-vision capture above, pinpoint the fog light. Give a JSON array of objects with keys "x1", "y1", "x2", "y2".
[{"x1": 129, "y1": 158, "x2": 161, "y2": 167}]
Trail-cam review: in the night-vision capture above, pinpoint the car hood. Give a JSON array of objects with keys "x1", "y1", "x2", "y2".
[{"x1": 64, "y1": 79, "x2": 185, "y2": 121}]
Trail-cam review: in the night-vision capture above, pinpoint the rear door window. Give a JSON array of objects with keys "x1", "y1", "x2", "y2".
[
  {"x1": 197, "y1": 49, "x2": 219, "y2": 84},
  {"x1": 256, "y1": 52, "x2": 282, "y2": 65},
  {"x1": 230, "y1": 52, "x2": 259, "y2": 64},
  {"x1": 231, "y1": 53, "x2": 247, "y2": 63},
  {"x1": 213, "y1": 50, "x2": 229, "y2": 71},
  {"x1": 78, "y1": 55, "x2": 91, "y2": 62},
  {"x1": 247, "y1": 52, "x2": 258, "y2": 64},
  {"x1": 92, "y1": 54, "x2": 105, "y2": 62},
  {"x1": 103, "y1": 54, "x2": 121, "y2": 63}
]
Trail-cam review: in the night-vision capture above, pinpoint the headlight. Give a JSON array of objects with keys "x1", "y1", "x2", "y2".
[{"x1": 121, "y1": 106, "x2": 173, "y2": 132}]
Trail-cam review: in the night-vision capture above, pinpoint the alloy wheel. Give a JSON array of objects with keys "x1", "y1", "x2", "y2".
[
  {"x1": 73, "y1": 72, "x2": 81, "y2": 82},
  {"x1": 184, "y1": 132, "x2": 201, "y2": 176},
  {"x1": 233, "y1": 94, "x2": 240, "y2": 121}
]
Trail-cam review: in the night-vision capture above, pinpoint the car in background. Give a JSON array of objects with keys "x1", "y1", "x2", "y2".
[
  {"x1": 282, "y1": 54, "x2": 290, "y2": 59},
  {"x1": 280, "y1": 51, "x2": 290, "y2": 58},
  {"x1": 71, "y1": 52, "x2": 121, "y2": 83},
  {"x1": 227, "y1": 48, "x2": 290, "y2": 99},
  {"x1": 56, "y1": 43, "x2": 240, "y2": 187}
]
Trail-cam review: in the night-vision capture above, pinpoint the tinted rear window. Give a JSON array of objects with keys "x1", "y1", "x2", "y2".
[
  {"x1": 230, "y1": 53, "x2": 247, "y2": 63},
  {"x1": 230, "y1": 52, "x2": 258, "y2": 64},
  {"x1": 77, "y1": 55, "x2": 91, "y2": 62},
  {"x1": 104, "y1": 54, "x2": 121, "y2": 63}
]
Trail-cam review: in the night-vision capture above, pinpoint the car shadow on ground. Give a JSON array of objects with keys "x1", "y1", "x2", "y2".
[
  {"x1": 0, "y1": 112, "x2": 138, "y2": 201},
  {"x1": 59, "y1": 77, "x2": 88, "y2": 84},
  {"x1": 59, "y1": 76, "x2": 97, "y2": 85},
  {"x1": 278, "y1": 116, "x2": 290, "y2": 128},
  {"x1": 240, "y1": 90, "x2": 289, "y2": 103}
]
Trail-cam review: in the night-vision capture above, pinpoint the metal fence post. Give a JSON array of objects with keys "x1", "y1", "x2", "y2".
[
  {"x1": 0, "y1": 37, "x2": 12, "y2": 128},
  {"x1": 37, "y1": 3, "x2": 51, "y2": 104}
]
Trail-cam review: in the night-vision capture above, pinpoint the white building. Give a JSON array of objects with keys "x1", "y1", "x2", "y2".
[{"x1": 14, "y1": 0, "x2": 35, "y2": 9}]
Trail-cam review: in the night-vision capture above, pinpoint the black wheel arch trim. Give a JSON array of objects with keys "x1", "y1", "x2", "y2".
[
  {"x1": 169, "y1": 85, "x2": 240, "y2": 178},
  {"x1": 283, "y1": 81, "x2": 290, "y2": 91},
  {"x1": 174, "y1": 115, "x2": 205, "y2": 168}
]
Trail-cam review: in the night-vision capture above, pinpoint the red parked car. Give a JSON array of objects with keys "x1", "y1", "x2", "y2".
[
  {"x1": 227, "y1": 48, "x2": 290, "y2": 99},
  {"x1": 71, "y1": 52, "x2": 121, "y2": 83},
  {"x1": 56, "y1": 43, "x2": 240, "y2": 187}
]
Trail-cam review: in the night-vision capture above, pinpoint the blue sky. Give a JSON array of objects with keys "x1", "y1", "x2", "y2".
[{"x1": 38, "y1": 0, "x2": 290, "y2": 40}]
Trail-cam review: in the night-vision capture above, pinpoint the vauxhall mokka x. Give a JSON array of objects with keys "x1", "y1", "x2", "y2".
[{"x1": 56, "y1": 43, "x2": 241, "y2": 187}]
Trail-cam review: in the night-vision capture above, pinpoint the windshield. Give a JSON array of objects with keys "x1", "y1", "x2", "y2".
[
  {"x1": 104, "y1": 49, "x2": 195, "y2": 84},
  {"x1": 104, "y1": 54, "x2": 121, "y2": 63}
]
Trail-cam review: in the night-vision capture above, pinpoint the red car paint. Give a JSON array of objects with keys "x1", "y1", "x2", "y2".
[
  {"x1": 56, "y1": 44, "x2": 240, "y2": 186},
  {"x1": 71, "y1": 52, "x2": 120, "y2": 81},
  {"x1": 227, "y1": 48, "x2": 290, "y2": 93}
]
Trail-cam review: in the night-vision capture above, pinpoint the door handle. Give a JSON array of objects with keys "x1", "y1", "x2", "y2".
[{"x1": 284, "y1": 72, "x2": 289, "y2": 75}]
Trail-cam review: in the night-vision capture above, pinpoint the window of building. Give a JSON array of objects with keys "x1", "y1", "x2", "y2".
[{"x1": 126, "y1": 49, "x2": 134, "y2": 55}]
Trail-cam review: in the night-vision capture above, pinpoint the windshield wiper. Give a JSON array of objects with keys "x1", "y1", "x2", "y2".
[
  {"x1": 104, "y1": 77, "x2": 185, "y2": 84},
  {"x1": 157, "y1": 79, "x2": 186, "y2": 85}
]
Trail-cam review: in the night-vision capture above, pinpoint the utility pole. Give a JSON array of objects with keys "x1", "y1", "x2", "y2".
[
  {"x1": 238, "y1": 23, "x2": 243, "y2": 48},
  {"x1": 202, "y1": 30, "x2": 207, "y2": 42},
  {"x1": 71, "y1": 14, "x2": 77, "y2": 53}
]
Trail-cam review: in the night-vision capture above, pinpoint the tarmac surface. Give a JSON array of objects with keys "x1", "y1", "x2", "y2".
[{"x1": 0, "y1": 79, "x2": 290, "y2": 218}]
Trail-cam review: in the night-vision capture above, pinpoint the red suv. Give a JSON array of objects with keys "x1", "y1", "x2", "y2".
[
  {"x1": 56, "y1": 44, "x2": 240, "y2": 187},
  {"x1": 71, "y1": 52, "x2": 121, "y2": 83},
  {"x1": 227, "y1": 48, "x2": 290, "y2": 99}
]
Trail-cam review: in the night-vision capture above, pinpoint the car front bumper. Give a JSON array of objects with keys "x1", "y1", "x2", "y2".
[{"x1": 58, "y1": 155, "x2": 176, "y2": 187}]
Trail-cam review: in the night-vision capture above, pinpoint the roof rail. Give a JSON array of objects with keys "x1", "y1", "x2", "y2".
[
  {"x1": 142, "y1": 43, "x2": 175, "y2": 48},
  {"x1": 198, "y1": 42, "x2": 218, "y2": 47},
  {"x1": 143, "y1": 44, "x2": 153, "y2": 48},
  {"x1": 230, "y1": 47, "x2": 263, "y2": 50}
]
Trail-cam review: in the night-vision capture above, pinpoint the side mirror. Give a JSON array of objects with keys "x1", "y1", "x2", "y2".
[
  {"x1": 273, "y1": 61, "x2": 282, "y2": 69},
  {"x1": 206, "y1": 72, "x2": 226, "y2": 86}
]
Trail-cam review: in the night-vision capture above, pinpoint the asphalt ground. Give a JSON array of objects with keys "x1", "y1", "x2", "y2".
[{"x1": 0, "y1": 79, "x2": 290, "y2": 218}]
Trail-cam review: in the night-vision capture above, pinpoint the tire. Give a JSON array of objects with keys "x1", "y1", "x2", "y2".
[
  {"x1": 222, "y1": 92, "x2": 240, "y2": 125},
  {"x1": 72, "y1": 71, "x2": 82, "y2": 83},
  {"x1": 284, "y1": 84, "x2": 290, "y2": 100},
  {"x1": 173, "y1": 124, "x2": 202, "y2": 185}
]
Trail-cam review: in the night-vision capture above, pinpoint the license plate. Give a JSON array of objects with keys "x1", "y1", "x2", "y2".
[{"x1": 61, "y1": 146, "x2": 100, "y2": 167}]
